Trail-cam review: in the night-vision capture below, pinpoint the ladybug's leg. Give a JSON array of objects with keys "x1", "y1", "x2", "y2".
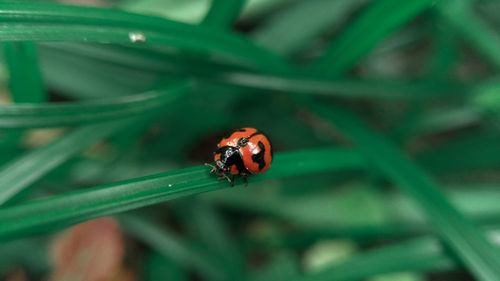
[
  {"x1": 238, "y1": 171, "x2": 249, "y2": 187},
  {"x1": 204, "y1": 163, "x2": 216, "y2": 174},
  {"x1": 231, "y1": 175, "x2": 235, "y2": 187}
]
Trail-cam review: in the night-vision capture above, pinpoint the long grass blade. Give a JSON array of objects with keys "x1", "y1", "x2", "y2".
[
  {"x1": 0, "y1": 81, "x2": 190, "y2": 128},
  {"x1": 0, "y1": 1, "x2": 290, "y2": 72},
  {"x1": 3, "y1": 42, "x2": 46, "y2": 103},
  {"x1": 309, "y1": 0, "x2": 433, "y2": 77},
  {"x1": 202, "y1": 0, "x2": 246, "y2": 28},
  {"x1": 119, "y1": 214, "x2": 227, "y2": 281},
  {"x1": 0, "y1": 148, "x2": 363, "y2": 240},
  {"x1": 296, "y1": 236, "x2": 454, "y2": 281},
  {"x1": 0, "y1": 119, "x2": 133, "y2": 205},
  {"x1": 252, "y1": 0, "x2": 367, "y2": 56},
  {"x1": 303, "y1": 99, "x2": 500, "y2": 281},
  {"x1": 438, "y1": 1, "x2": 500, "y2": 69},
  {"x1": 215, "y1": 72, "x2": 471, "y2": 99}
]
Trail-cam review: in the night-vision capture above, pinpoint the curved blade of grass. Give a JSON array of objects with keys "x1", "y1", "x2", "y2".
[
  {"x1": 39, "y1": 43, "x2": 472, "y2": 100},
  {"x1": 38, "y1": 45, "x2": 161, "y2": 98},
  {"x1": 144, "y1": 251, "x2": 188, "y2": 281},
  {"x1": 417, "y1": 131, "x2": 500, "y2": 173},
  {"x1": 175, "y1": 199, "x2": 244, "y2": 278},
  {"x1": 251, "y1": 0, "x2": 367, "y2": 56},
  {"x1": 309, "y1": 0, "x2": 433, "y2": 77},
  {"x1": 437, "y1": 0, "x2": 500, "y2": 69},
  {"x1": 202, "y1": 0, "x2": 246, "y2": 28},
  {"x1": 2, "y1": 42, "x2": 47, "y2": 146},
  {"x1": 40, "y1": 43, "x2": 247, "y2": 79},
  {"x1": 119, "y1": 214, "x2": 228, "y2": 281},
  {"x1": 215, "y1": 72, "x2": 471, "y2": 99},
  {"x1": 0, "y1": 147, "x2": 363, "y2": 240},
  {"x1": 303, "y1": 99, "x2": 500, "y2": 281},
  {"x1": 3, "y1": 42, "x2": 46, "y2": 103},
  {"x1": 410, "y1": 107, "x2": 482, "y2": 137},
  {"x1": 299, "y1": 226, "x2": 500, "y2": 281},
  {"x1": 0, "y1": 119, "x2": 136, "y2": 205},
  {"x1": 296, "y1": 236, "x2": 454, "y2": 281},
  {"x1": 0, "y1": 81, "x2": 190, "y2": 128},
  {"x1": 0, "y1": 237, "x2": 48, "y2": 276},
  {"x1": 38, "y1": 46, "x2": 157, "y2": 99},
  {"x1": 0, "y1": 1, "x2": 290, "y2": 73}
]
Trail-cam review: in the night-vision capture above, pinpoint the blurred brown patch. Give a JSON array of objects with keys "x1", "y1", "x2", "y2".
[{"x1": 49, "y1": 218, "x2": 130, "y2": 281}]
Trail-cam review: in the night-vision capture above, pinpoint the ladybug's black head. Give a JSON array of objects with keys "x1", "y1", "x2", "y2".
[{"x1": 213, "y1": 146, "x2": 239, "y2": 174}]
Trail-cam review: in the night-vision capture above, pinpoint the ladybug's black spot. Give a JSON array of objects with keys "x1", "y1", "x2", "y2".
[
  {"x1": 237, "y1": 138, "x2": 249, "y2": 147},
  {"x1": 252, "y1": 141, "x2": 266, "y2": 170}
]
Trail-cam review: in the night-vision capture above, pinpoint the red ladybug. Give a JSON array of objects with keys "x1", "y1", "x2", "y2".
[{"x1": 207, "y1": 127, "x2": 273, "y2": 185}]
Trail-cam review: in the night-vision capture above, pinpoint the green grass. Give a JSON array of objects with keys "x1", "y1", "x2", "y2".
[{"x1": 0, "y1": 0, "x2": 499, "y2": 280}]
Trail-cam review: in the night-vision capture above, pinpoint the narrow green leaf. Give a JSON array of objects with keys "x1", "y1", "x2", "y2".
[
  {"x1": 203, "y1": 0, "x2": 246, "y2": 28},
  {"x1": 438, "y1": 0, "x2": 500, "y2": 69},
  {"x1": 0, "y1": 237, "x2": 48, "y2": 276},
  {"x1": 0, "y1": 119, "x2": 134, "y2": 205},
  {"x1": 3, "y1": 42, "x2": 46, "y2": 103},
  {"x1": 214, "y1": 72, "x2": 472, "y2": 99},
  {"x1": 0, "y1": 1, "x2": 290, "y2": 73},
  {"x1": 473, "y1": 78, "x2": 500, "y2": 113},
  {"x1": 296, "y1": 236, "x2": 455, "y2": 281},
  {"x1": 0, "y1": 81, "x2": 190, "y2": 128},
  {"x1": 143, "y1": 251, "x2": 188, "y2": 281},
  {"x1": 176, "y1": 199, "x2": 244, "y2": 278},
  {"x1": 39, "y1": 43, "x2": 473, "y2": 101},
  {"x1": 38, "y1": 45, "x2": 161, "y2": 99},
  {"x1": 0, "y1": 147, "x2": 363, "y2": 240},
  {"x1": 417, "y1": 131, "x2": 500, "y2": 173},
  {"x1": 252, "y1": 0, "x2": 367, "y2": 56},
  {"x1": 119, "y1": 214, "x2": 227, "y2": 281},
  {"x1": 142, "y1": 251, "x2": 189, "y2": 281},
  {"x1": 309, "y1": 0, "x2": 433, "y2": 77},
  {"x1": 303, "y1": 99, "x2": 500, "y2": 281}
]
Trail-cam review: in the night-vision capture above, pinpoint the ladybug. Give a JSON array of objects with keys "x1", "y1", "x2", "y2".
[{"x1": 207, "y1": 127, "x2": 273, "y2": 185}]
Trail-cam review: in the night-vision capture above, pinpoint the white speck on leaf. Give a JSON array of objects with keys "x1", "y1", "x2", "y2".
[{"x1": 129, "y1": 32, "x2": 146, "y2": 43}]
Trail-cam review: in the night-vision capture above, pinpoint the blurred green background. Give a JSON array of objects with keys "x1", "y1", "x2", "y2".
[{"x1": 0, "y1": 0, "x2": 499, "y2": 280}]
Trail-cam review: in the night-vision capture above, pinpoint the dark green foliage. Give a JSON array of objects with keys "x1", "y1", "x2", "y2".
[{"x1": 0, "y1": 1, "x2": 499, "y2": 281}]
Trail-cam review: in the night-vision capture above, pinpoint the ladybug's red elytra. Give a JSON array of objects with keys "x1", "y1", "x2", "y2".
[{"x1": 207, "y1": 127, "x2": 273, "y2": 185}]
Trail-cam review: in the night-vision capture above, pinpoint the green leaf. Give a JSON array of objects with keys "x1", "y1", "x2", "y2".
[
  {"x1": 143, "y1": 251, "x2": 188, "y2": 281},
  {"x1": 175, "y1": 199, "x2": 244, "y2": 278},
  {"x1": 296, "y1": 236, "x2": 454, "y2": 281},
  {"x1": 38, "y1": 45, "x2": 162, "y2": 99},
  {"x1": 302, "y1": 99, "x2": 500, "y2": 281},
  {"x1": 309, "y1": 0, "x2": 434, "y2": 77},
  {"x1": 417, "y1": 131, "x2": 500, "y2": 173},
  {"x1": 0, "y1": 1, "x2": 290, "y2": 73},
  {"x1": 213, "y1": 73, "x2": 472, "y2": 99},
  {"x1": 0, "y1": 119, "x2": 135, "y2": 205},
  {"x1": 202, "y1": 0, "x2": 246, "y2": 27},
  {"x1": 119, "y1": 214, "x2": 227, "y2": 281},
  {"x1": 437, "y1": 0, "x2": 500, "y2": 70},
  {"x1": 3, "y1": 42, "x2": 46, "y2": 103},
  {"x1": 0, "y1": 147, "x2": 364, "y2": 240},
  {"x1": 252, "y1": 0, "x2": 367, "y2": 56},
  {"x1": 0, "y1": 81, "x2": 190, "y2": 128}
]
